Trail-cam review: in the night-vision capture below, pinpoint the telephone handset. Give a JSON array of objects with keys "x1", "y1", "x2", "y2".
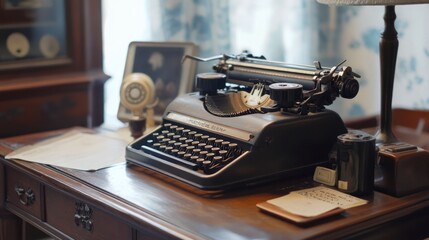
[{"x1": 118, "y1": 72, "x2": 158, "y2": 138}]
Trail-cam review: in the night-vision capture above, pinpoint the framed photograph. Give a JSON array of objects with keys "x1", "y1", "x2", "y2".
[{"x1": 117, "y1": 41, "x2": 198, "y2": 122}]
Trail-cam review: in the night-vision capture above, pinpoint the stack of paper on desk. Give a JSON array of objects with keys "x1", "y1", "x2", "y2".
[
  {"x1": 5, "y1": 130, "x2": 127, "y2": 171},
  {"x1": 257, "y1": 186, "x2": 368, "y2": 224}
]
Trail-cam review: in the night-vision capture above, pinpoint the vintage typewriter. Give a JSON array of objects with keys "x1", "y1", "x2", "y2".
[{"x1": 126, "y1": 52, "x2": 360, "y2": 190}]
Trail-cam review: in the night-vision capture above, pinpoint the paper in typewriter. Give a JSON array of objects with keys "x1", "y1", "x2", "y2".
[{"x1": 5, "y1": 130, "x2": 126, "y2": 171}]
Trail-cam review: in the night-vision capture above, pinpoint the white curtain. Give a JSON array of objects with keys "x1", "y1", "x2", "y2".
[{"x1": 102, "y1": 0, "x2": 429, "y2": 126}]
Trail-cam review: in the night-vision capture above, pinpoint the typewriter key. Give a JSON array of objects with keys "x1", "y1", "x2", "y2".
[
  {"x1": 183, "y1": 153, "x2": 192, "y2": 160},
  {"x1": 182, "y1": 129, "x2": 191, "y2": 136},
  {"x1": 185, "y1": 146, "x2": 195, "y2": 153},
  {"x1": 206, "y1": 153, "x2": 215, "y2": 161},
  {"x1": 194, "y1": 133, "x2": 203, "y2": 141},
  {"x1": 221, "y1": 141, "x2": 230, "y2": 150},
  {"x1": 207, "y1": 137, "x2": 216, "y2": 145},
  {"x1": 190, "y1": 155, "x2": 199, "y2": 163},
  {"x1": 197, "y1": 143, "x2": 207, "y2": 148},
  {"x1": 199, "y1": 150, "x2": 209, "y2": 158},
  {"x1": 192, "y1": 149, "x2": 202, "y2": 156},
  {"x1": 179, "y1": 144, "x2": 189, "y2": 151},
  {"x1": 211, "y1": 147, "x2": 220, "y2": 154},
  {"x1": 177, "y1": 151, "x2": 186, "y2": 158},
  {"x1": 201, "y1": 135, "x2": 210, "y2": 143},
  {"x1": 165, "y1": 146, "x2": 173, "y2": 153},
  {"x1": 171, "y1": 149, "x2": 179, "y2": 156},
  {"x1": 214, "y1": 139, "x2": 223, "y2": 147}
]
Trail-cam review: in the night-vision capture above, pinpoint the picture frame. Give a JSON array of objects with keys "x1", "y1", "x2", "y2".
[{"x1": 117, "y1": 41, "x2": 198, "y2": 122}]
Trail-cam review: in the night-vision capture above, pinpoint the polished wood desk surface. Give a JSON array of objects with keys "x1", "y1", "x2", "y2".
[{"x1": 1, "y1": 129, "x2": 429, "y2": 239}]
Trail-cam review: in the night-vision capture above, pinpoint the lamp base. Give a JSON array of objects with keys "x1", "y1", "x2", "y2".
[{"x1": 375, "y1": 142, "x2": 429, "y2": 196}]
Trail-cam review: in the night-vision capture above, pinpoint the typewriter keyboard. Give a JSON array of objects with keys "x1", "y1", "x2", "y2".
[{"x1": 140, "y1": 122, "x2": 245, "y2": 174}]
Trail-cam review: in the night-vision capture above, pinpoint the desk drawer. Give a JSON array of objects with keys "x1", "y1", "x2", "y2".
[
  {"x1": 6, "y1": 167, "x2": 42, "y2": 219},
  {"x1": 45, "y1": 186, "x2": 132, "y2": 240}
]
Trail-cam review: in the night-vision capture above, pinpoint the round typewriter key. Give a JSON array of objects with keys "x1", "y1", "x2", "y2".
[
  {"x1": 179, "y1": 137, "x2": 187, "y2": 142},
  {"x1": 194, "y1": 133, "x2": 203, "y2": 141},
  {"x1": 177, "y1": 151, "x2": 186, "y2": 158},
  {"x1": 170, "y1": 125, "x2": 178, "y2": 131},
  {"x1": 221, "y1": 141, "x2": 230, "y2": 150},
  {"x1": 214, "y1": 139, "x2": 223, "y2": 147},
  {"x1": 197, "y1": 143, "x2": 207, "y2": 148},
  {"x1": 213, "y1": 156, "x2": 223, "y2": 163},
  {"x1": 185, "y1": 139, "x2": 193, "y2": 144},
  {"x1": 171, "y1": 149, "x2": 179, "y2": 156},
  {"x1": 201, "y1": 135, "x2": 209, "y2": 143},
  {"x1": 146, "y1": 139, "x2": 154, "y2": 145},
  {"x1": 152, "y1": 132, "x2": 159, "y2": 137},
  {"x1": 162, "y1": 130, "x2": 169, "y2": 134},
  {"x1": 156, "y1": 135, "x2": 165, "y2": 140},
  {"x1": 219, "y1": 150, "x2": 228, "y2": 158},
  {"x1": 199, "y1": 150, "x2": 209, "y2": 158},
  {"x1": 161, "y1": 138, "x2": 171, "y2": 143},
  {"x1": 176, "y1": 127, "x2": 184, "y2": 134},
  {"x1": 206, "y1": 153, "x2": 215, "y2": 161},
  {"x1": 173, "y1": 142, "x2": 182, "y2": 148},
  {"x1": 173, "y1": 135, "x2": 181, "y2": 140},
  {"x1": 188, "y1": 131, "x2": 197, "y2": 138},
  {"x1": 167, "y1": 140, "x2": 176, "y2": 146},
  {"x1": 204, "y1": 145, "x2": 214, "y2": 150},
  {"x1": 179, "y1": 144, "x2": 189, "y2": 151},
  {"x1": 192, "y1": 149, "x2": 202, "y2": 156},
  {"x1": 159, "y1": 145, "x2": 167, "y2": 151},
  {"x1": 207, "y1": 137, "x2": 216, "y2": 145},
  {"x1": 191, "y1": 141, "x2": 200, "y2": 146},
  {"x1": 190, "y1": 155, "x2": 199, "y2": 163},
  {"x1": 182, "y1": 129, "x2": 191, "y2": 136},
  {"x1": 185, "y1": 146, "x2": 195, "y2": 153},
  {"x1": 183, "y1": 153, "x2": 192, "y2": 160},
  {"x1": 196, "y1": 158, "x2": 205, "y2": 168},
  {"x1": 211, "y1": 147, "x2": 220, "y2": 154},
  {"x1": 203, "y1": 160, "x2": 212, "y2": 171},
  {"x1": 165, "y1": 146, "x2": 173, "y2": 153},
  {"x1": 167, "y1": 132, "x2": 175, "y2": 137},
  {"x1": 163, "y1": 123, "x2": 172, "y2": 128}
]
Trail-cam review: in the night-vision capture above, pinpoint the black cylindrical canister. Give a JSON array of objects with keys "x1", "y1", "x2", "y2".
[{"x1": 337, "y1": 130, "x2": 376, "y2": 196}]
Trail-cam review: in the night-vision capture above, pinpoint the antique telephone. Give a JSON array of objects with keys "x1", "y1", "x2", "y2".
[
  {"x1": 125, "y1": 52, "x2": 361, "y2": 190},
  {"x1": 118, "y1": 73, "x2": 158, "y2": 138}
]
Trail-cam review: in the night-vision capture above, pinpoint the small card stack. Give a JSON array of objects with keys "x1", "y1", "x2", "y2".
[{"x1": 257, "y1": 186, "x2": 367, "y2": 224}]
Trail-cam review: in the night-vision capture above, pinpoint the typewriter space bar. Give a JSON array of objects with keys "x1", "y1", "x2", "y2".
[{"x1": 141, "y1": 146, "x2": 198, "y2": 170}]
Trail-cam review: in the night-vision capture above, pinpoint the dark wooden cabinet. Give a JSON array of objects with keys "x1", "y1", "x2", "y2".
[{"x1": 0, "y1": 0, "x2": 108, "y2": 138}]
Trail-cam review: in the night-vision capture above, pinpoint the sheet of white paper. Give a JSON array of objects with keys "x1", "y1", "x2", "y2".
[
  {"x1": 292, "y1": 186, "x2": 368, "y2": 209},
  {"x1": 5, "y1": 131, "x2": 127, "y2": 171},
  {"x1": 267, "y1": 192, "x2": 338, "y2": 217}
]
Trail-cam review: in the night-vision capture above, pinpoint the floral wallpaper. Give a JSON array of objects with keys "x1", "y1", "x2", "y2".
[{"x1": 103, "y1": 0, "x2": 429, "y2": 121}]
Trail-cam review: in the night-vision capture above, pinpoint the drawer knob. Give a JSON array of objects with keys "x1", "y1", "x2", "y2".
[
  {"x1": 74, "y1": 202, "x2": 93, "y2": 232},
  {"x1": 14, "y1": 186, "x2": 35, "y2": 206}
]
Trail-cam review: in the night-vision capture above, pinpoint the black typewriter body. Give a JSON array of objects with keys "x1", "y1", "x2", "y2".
[
  {"x1": 126, "y1": 52, "x2": 360, "y2": 190},
  {"x1": 127, "y1": 93, "x2": 347, "y2": 189}
]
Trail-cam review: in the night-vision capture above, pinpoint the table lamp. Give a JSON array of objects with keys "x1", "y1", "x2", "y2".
[
  {"x1": 318, "y1": 0, "x2": 429, "y2": 144},
  {"x1": 318, "y1": 0, "x2": 429, "y2": 196}
]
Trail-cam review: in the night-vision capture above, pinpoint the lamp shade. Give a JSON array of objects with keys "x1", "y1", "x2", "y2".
[{"x1": 317, "y1": 0, "x2": 429, "y2": 5}]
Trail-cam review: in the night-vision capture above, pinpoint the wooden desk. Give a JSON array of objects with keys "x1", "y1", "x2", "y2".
[{"x1": 1, "y1": 130, "x2": 429, "y2": 240}]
